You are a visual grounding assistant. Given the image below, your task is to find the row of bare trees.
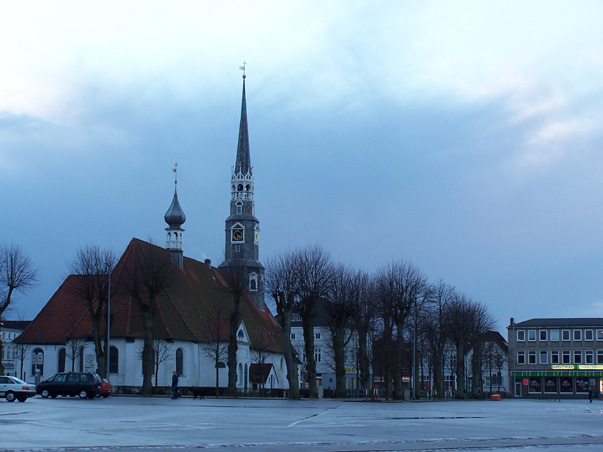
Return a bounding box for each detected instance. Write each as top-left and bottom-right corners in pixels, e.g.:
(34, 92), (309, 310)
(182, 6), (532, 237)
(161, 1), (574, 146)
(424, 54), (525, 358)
(266, 245), (495, 400)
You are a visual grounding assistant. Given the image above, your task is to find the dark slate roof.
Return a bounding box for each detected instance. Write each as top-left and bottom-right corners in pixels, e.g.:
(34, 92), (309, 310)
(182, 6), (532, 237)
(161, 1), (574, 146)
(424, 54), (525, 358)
(510, 318), (603, 328)
(482, 330), (508, 351)
(16, 238), (282, 353)
(1, 320), (31, 331)
(249, 363), (273, 384)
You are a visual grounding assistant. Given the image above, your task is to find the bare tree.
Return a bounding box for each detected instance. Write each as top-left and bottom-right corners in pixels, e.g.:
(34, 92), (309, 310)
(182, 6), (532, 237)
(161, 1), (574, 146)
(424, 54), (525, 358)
(153, 340), (173, 388)
(200, 307), (230, 397)
(68, 245), (117, 378)
(125, 244), (177, 395)
(422, 280), (454, 399)
(375, 260), (427, 400)
(348, 270), (375, 398)
(0, 244), (38, 374)
(295, 244), (334, 399)
(323, 264), (357, 398)
(65, 338), (85, 372)
(265, 250), (300, 399)
(468, 302), (495, 398)
(15, 342), (29, 379)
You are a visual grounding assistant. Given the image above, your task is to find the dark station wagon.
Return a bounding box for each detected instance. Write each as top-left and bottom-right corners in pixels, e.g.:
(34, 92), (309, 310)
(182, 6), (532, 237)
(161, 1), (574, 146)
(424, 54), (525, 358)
(36, 372), (103, 399)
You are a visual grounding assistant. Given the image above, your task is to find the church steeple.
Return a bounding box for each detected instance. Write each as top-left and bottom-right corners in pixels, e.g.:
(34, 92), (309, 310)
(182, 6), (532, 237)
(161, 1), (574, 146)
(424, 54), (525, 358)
(220, 66), (265, 310)
(164, 164), (186, 268)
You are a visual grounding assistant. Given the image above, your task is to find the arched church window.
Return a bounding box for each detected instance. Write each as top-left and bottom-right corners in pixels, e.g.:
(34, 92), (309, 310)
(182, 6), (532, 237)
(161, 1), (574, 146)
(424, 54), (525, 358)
(58, 348), (66, 373)
(238, 363), (243, 386)
(109, 346), (119, 374)
(238, 329), (245, 340)
(245, 184), (250, 192)
(236, 201), (243, 214)
(238, 184), (243, 191)
(249, 273), (258, 292)
(32, 348), (44, 376)
(176, 348), (184, 376)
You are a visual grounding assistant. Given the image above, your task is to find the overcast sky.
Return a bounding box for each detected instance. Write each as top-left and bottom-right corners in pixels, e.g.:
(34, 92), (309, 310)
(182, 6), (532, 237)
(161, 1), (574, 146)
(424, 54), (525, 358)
(2, 1), (603, 333)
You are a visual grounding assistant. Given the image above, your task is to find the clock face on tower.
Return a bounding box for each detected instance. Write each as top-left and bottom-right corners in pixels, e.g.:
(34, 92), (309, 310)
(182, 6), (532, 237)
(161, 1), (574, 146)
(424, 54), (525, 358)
(231, 228), (244, 242)
(254, 229), (259, 243)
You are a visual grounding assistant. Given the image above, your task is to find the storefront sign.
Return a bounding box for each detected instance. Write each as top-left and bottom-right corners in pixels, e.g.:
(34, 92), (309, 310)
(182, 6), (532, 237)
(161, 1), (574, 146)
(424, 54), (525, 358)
(551, 365), (575, 370)
(578, 365), (603, 370)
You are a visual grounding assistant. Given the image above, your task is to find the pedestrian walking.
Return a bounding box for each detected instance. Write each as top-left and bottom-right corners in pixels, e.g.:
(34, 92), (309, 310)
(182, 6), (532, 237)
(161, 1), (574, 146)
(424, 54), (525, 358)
(172, 371), (179, 399)
(589, 387), (593, 403)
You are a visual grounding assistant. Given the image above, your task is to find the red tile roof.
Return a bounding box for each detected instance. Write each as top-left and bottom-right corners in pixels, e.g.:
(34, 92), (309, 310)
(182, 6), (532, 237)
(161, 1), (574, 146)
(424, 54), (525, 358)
(17, 238), (283, 353)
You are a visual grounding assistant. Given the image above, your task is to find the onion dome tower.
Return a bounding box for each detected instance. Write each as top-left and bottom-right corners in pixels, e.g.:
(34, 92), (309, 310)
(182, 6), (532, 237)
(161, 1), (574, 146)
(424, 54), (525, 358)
(164, 164), (186, 268)
(219, 65), (265, 310)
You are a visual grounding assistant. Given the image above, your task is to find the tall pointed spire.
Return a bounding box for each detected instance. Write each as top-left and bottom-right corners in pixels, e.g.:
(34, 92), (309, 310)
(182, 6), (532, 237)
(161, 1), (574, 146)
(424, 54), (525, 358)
(235, 71), (252, 176)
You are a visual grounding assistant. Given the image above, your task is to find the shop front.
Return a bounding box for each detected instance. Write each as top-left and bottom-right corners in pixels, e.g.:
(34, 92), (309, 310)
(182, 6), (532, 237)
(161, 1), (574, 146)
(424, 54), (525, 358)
(512, 365), (603, 398)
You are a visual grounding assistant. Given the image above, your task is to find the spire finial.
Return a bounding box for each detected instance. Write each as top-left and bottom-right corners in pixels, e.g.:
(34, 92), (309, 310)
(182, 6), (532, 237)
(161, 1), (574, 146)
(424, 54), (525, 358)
(172, 163), (178, 185)
(239, 61), (247, 79)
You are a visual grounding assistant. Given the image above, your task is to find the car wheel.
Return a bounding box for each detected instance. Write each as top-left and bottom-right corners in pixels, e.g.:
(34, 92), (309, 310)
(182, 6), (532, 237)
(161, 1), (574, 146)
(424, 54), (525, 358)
(41, 389), (50, 398)
(102, 394), (109, 398)
(79, 390), (88, 399)
(6, 391), (16, 402)
(17, 396), (27, 402)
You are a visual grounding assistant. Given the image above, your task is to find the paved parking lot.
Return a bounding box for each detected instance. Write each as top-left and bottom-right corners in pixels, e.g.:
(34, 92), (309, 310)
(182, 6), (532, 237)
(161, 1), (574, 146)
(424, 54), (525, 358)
(2, 395), (603, 452)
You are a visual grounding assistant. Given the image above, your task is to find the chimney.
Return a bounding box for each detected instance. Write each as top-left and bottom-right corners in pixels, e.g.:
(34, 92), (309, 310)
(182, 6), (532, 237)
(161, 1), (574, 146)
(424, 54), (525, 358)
(510, 317), (514, 326)
(204, 259), (212, 269)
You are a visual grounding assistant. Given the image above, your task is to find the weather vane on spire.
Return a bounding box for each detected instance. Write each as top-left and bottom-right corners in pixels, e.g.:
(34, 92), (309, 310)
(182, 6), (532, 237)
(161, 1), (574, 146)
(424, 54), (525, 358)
(239, 61), (247, 78)
(172, 163), (178, 185)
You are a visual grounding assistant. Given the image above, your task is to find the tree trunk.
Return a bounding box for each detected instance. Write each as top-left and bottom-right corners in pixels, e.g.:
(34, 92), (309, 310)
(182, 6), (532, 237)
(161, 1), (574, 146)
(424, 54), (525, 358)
(227, 293), (241, 397)
(280, 304), (300, 399)
(302, 309), (318, 398)
(141, 311), (155, 395)
(393, 321), (404, 400)
(357, 326), (371, 398)
(455, 341), (465, 399)
(333, 324), (347, 398)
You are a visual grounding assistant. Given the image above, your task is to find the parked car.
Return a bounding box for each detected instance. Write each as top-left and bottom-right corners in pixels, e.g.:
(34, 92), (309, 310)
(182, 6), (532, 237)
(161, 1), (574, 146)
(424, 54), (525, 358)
(100, 378), (112, 398)
(36, 372), (102, 399)
(0, 375), (36, 402)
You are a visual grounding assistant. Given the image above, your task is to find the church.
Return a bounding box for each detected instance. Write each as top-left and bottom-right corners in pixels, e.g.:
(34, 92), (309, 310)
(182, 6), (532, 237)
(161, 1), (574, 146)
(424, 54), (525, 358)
(16, 73), (289, 392)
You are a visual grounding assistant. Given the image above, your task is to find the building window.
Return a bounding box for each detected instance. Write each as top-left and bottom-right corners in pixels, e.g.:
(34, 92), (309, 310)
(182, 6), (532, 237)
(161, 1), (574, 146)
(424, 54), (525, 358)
(32, 348), (44, 376)
(58, 349), (66, 373)
(544, 378), (558, 393)
(291, 333), (296, 340)
(550, 330), (559, 341)
(109, 346), (119, 374)
(562, 350), (571, 364)
(528, 351), (536, 364)
(249, 273), (258, 292)
(562, 330), (571, 341)
(527, 330), (537, 341)
(517, 330), (525, 342)
(517, 351), (525, 364)
(597, 350), (603, 364)
(573, 330), (582, 341)
(314, 348), (322, 363)
(597, 330), (603, 341)
(585, 350), (594, 364)
(315, 332), (321, 340)
(574, 350), (582, 364)
(539, 330), (548, 341)
(539, 351), (548, 364)
(551, 350), (560, 364)
(176, 348), (184, 376)
(585, 330), (594, 341)
(236, 201), (243, 214)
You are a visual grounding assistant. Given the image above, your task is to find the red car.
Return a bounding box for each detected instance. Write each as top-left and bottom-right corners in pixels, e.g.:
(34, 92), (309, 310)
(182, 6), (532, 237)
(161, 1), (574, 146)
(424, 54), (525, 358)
(100, 378), (112, 398)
